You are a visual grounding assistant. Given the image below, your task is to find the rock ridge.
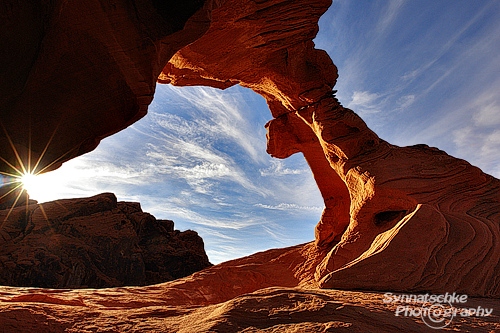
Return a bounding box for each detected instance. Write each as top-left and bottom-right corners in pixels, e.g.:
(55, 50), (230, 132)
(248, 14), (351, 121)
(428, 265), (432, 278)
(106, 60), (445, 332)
(0, 193), (211, 288)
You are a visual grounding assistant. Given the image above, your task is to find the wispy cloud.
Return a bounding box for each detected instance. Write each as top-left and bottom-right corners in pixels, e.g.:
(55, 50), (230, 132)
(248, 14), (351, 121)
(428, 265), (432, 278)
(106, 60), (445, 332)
(145, 144), (268, 196)
(376, 0), (406, 34)
(449, 83), (500, 178)
(396, 94), (415, 109)
(23, 156), (158, 203)
(135, 86), (273, 196)
(147, 202), (264, 230)
(23, 84), (325, 264)
(471, 91), (500, 127)
(347, 90), (385, 116)
(401, 2), (496, 84)
(161, 86), (267, 164)
(259, 160), (306, 176)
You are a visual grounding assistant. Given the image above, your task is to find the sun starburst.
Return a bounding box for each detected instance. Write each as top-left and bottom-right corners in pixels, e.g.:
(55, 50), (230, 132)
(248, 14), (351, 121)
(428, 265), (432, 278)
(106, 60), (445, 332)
(0, 119), (77, 222)
(19, 172), (38, 192)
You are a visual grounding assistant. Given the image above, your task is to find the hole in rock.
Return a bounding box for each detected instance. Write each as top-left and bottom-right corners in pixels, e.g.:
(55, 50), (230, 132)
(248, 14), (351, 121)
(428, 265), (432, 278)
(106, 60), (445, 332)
(18, 85), (326, 264)
(374, 210), (407, 227)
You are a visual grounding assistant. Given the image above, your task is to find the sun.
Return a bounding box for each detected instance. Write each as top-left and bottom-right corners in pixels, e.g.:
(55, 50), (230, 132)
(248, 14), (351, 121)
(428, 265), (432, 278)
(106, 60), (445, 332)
(0, 120), (70, 206)
(12, 168), (66, 203)
(19, 172), (40, 194)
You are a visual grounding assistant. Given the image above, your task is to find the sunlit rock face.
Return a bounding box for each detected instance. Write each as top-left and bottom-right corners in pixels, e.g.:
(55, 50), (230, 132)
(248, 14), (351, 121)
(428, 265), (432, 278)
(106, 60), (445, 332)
(0, 0), (209, 203)
(162, 0), (500, 296)
(0, 193), (211, 288)
(0, 246), (498, 332)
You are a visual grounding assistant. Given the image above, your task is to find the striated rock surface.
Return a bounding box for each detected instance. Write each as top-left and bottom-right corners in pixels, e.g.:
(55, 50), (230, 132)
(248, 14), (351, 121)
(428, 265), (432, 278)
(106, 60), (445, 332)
(0, 193), (211, 288)
(162, 0), (500, 297)
(0, 245), (498, 332)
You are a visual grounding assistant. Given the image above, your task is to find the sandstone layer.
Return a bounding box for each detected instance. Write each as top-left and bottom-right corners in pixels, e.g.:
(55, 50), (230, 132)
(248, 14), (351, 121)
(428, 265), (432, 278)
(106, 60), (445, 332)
(0, 193), (211, 288)
(0, 245), (498, 332)
(162, 0), (500, 297)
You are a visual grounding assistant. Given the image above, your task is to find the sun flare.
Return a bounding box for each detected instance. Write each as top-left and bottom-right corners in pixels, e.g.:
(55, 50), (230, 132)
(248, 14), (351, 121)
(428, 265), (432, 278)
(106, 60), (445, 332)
(20, 172), (38, 193)
(9, 167), (70, 204)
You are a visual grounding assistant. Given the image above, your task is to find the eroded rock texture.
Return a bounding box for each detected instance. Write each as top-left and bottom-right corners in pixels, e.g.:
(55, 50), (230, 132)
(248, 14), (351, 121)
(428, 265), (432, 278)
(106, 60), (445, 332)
(162, 0), (500, 297)
(0, 193), (211, 288)
(0, 2), (499, 332)
(0, 246), (498, 332)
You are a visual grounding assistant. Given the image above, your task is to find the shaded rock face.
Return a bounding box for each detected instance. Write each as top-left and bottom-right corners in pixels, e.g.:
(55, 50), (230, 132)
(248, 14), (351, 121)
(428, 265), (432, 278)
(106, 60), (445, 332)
(162, 0), (500, 297)
(0, 193), (211, 288)
(0, 0), (210, 202)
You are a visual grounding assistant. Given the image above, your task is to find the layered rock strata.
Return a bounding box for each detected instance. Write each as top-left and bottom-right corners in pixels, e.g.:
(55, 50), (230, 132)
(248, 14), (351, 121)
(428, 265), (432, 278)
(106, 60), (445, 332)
(0, 245), (498, 332)
(0, 0), (499, 330)
(0, 0), (497, 312)
(161, 0), (500, 296)
(0, 193), (211, 288)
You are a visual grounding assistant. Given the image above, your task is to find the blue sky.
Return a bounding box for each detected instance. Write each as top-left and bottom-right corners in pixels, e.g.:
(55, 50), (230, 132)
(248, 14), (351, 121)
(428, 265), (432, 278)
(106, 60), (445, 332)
(26, 1), (500, 264)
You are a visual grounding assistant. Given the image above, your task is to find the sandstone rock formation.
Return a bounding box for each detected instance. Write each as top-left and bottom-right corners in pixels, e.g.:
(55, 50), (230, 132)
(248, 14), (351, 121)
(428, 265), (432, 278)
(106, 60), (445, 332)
(0, 0), (499, 331)
(0, 245), (498, 332)
(0, 193), (211, 288)
(161, 0), (500, 297)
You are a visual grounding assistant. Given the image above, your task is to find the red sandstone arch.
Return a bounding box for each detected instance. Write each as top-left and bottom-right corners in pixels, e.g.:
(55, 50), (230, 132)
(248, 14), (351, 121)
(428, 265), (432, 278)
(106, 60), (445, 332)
(0, 0), (498, 297)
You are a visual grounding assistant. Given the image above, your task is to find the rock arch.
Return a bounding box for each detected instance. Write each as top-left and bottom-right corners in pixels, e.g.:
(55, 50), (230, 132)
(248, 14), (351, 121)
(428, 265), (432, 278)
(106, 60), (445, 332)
(0, 0), (498, 296)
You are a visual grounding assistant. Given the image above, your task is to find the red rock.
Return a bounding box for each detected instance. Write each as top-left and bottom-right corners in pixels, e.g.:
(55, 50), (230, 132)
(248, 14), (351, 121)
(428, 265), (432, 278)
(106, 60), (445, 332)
(162, 0), (500, 297)
(0, 193), (211, 288)
(0, 0), (499, 331)
(0, 245), (498, 332)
